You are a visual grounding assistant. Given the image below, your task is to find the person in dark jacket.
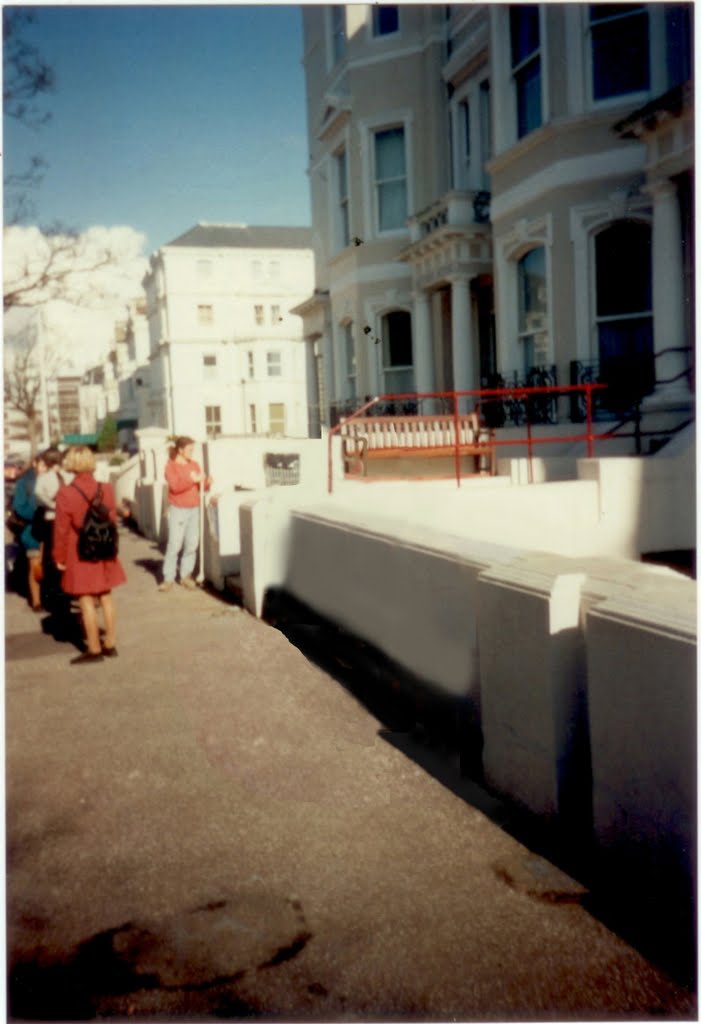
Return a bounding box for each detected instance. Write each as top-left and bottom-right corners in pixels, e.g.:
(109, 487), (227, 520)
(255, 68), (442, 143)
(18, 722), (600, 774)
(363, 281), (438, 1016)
(11, 453), (47, 610)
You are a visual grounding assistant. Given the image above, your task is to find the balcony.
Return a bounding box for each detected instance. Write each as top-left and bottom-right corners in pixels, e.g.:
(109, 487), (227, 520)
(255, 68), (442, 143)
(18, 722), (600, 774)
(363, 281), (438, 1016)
(408, 189), (490, 244)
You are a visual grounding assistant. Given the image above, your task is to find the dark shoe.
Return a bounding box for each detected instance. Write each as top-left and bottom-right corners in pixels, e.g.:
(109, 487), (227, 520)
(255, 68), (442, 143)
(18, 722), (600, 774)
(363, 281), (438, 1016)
(101, 646), (118, 658)
(70, 651), (104, 665)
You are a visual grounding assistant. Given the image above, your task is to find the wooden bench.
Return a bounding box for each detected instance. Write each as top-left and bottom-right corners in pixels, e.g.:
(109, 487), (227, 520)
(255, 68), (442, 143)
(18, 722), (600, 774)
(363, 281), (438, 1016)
(340, 413), (496, 477)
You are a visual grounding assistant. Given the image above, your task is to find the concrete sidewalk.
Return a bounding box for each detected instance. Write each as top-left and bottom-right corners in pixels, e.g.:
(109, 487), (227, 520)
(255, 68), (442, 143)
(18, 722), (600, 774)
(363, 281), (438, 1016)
(5, 525), (696, 1021)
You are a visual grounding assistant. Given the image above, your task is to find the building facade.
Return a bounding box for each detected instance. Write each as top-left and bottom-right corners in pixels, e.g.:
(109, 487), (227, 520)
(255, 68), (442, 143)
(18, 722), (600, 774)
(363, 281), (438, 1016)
(142, 224), (315, 440)
(297, 3), (693, 425)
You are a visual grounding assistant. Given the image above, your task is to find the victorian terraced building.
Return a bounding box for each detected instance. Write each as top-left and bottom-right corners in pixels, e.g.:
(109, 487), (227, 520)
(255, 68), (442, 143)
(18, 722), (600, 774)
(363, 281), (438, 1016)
(295, 3), (693, 434)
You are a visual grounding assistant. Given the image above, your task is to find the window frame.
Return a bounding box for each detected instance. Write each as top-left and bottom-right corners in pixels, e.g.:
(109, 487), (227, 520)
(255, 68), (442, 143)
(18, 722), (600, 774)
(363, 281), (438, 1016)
(588, 4), (650, 105)
(380, 309), (414, 395)
(343, 322), (357, 400)
(509, 4), (542, 140)
(451, 71), (491, 192)
(360, 111), (414, 241)
(205, 404), (222, 439)
(517, 246), (549, 372)
(254, 304), (264, 327)
(266, 351), (282, 378)
(268, 402), (286, 436)
(202, 353), (217, 381)
(197, 304), (214, 326)
(373, 124), (408, 235)
(335, 145), (351, 250)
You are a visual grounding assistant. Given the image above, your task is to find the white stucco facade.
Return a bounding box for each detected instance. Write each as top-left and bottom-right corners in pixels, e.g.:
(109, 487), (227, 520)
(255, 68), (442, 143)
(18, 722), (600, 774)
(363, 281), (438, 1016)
(298, 4), (693, 426)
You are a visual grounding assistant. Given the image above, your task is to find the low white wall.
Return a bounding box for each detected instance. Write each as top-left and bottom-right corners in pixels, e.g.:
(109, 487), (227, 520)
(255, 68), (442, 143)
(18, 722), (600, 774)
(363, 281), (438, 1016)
(283, 506), (521, 702)
(477, 556), (588, 822)
(204, 435), (330, 494)
(586, 581), (696, 905)
(578, 441), (696, 556)
(109, 455), (140, 509)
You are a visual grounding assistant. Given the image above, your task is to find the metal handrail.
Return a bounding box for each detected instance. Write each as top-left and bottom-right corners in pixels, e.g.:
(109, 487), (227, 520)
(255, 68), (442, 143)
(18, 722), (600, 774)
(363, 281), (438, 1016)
(327, 383), (606, 493)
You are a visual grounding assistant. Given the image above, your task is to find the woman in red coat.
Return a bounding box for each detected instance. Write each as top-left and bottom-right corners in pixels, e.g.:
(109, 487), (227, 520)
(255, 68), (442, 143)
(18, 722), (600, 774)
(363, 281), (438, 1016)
(53, 446), (126, 665)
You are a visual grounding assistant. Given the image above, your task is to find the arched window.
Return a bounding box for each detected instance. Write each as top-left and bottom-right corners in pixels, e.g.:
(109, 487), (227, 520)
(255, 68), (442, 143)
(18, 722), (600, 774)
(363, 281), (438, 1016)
(381, 310), (413, 394)
(517, 247), (548, 372)
(595, 221), (653, 406)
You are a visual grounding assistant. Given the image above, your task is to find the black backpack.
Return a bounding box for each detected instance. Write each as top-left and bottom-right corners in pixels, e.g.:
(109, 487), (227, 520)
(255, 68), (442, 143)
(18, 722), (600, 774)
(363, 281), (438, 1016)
(71, 482), (119, 562)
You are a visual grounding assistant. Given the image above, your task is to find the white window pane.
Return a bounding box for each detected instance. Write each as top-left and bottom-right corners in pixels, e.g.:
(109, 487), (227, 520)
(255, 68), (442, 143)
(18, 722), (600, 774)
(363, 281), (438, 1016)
(375, 128), (405, 178)
(378, 180), (407, 231)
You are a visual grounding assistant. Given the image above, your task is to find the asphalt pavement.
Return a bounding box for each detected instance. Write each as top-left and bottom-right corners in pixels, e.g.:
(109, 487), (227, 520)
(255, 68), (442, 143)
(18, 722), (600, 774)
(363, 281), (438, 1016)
(4, 523), (697, 1021)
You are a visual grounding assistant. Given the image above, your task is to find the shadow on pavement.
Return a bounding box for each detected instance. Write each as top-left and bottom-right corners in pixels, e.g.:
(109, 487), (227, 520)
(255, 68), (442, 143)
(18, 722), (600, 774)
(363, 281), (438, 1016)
(262, 587), (697, 996)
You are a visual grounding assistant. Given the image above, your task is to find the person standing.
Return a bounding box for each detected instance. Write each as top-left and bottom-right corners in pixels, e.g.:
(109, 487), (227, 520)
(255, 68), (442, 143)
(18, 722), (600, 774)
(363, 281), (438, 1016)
(10, 453), (47, 611)
(35, 447), (75, 631)
(53, 446), (126, 665)
(158, 436), (211, 592)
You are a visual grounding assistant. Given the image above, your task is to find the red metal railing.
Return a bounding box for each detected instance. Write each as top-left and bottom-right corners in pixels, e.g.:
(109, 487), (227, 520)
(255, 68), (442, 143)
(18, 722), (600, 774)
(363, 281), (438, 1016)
(327, 383), (607, 493)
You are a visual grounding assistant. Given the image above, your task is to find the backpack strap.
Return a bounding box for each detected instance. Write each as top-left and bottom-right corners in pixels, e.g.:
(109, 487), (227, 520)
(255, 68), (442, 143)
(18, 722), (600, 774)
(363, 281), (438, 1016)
(71, 481), (102, 505)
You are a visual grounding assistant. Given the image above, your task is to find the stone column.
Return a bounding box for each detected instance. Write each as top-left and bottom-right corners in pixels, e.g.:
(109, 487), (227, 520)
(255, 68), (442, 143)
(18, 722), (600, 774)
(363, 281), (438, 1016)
(450, 274), (474, 412)
(323, 329), (337, 425)
(645, 178), (691, 408)
(413, 289), (435, 410)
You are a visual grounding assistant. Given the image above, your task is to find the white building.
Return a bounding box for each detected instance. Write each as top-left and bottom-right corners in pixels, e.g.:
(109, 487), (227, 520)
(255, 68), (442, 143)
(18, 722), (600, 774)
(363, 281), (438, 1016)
(113, 298), (151, 450)
(297, 4), (693, 431)
(142, 224), (315, 441)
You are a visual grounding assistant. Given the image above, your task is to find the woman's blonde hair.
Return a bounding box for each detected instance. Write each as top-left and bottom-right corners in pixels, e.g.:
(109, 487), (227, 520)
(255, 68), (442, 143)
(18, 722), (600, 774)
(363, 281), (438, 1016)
(62, 445), (96, 474)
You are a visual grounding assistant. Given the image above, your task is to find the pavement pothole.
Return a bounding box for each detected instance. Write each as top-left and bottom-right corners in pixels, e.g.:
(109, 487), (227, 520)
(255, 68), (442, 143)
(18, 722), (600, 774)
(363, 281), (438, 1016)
(8, 888), (312, 1019)
(112, 890), (311, 989)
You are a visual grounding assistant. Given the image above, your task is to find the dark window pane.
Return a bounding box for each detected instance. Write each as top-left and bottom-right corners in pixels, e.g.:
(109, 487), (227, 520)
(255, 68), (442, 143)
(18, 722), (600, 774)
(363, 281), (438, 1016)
(598, 318), (655, 406)
(383, 311), (412, 366)
(595, 223), (652, 316)
(591, 7), (649, 99)
(516, 57), (542, 136)
(666, 5), (693, 87)
(373, 5), (399, 36)
(510, 5), (540, 65)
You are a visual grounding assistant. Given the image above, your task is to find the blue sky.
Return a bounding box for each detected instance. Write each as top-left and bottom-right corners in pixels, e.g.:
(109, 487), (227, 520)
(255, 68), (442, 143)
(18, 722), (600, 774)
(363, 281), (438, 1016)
(4, 4), (311, 254)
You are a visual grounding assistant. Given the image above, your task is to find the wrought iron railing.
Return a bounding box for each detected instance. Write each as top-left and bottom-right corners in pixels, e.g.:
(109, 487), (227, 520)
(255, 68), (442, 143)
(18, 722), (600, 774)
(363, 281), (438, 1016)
(479, 365), (559, 427)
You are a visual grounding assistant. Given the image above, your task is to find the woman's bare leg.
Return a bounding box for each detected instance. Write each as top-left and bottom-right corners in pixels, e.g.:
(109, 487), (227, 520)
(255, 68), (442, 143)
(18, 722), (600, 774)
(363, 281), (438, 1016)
(99, 593), (116, 649)
(78, 595), (101, 654)
(27, 555), (41, 609)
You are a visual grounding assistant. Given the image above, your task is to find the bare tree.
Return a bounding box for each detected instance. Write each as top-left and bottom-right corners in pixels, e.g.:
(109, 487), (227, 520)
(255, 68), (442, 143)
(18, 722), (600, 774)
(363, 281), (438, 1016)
(3, 330), (61, 456)
(4, 227), (132, 312)
(3, 9), (55, 225)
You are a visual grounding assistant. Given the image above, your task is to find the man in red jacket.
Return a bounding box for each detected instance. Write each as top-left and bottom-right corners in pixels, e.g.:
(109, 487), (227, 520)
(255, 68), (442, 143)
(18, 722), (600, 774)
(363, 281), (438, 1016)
(158, 436), (211, 592)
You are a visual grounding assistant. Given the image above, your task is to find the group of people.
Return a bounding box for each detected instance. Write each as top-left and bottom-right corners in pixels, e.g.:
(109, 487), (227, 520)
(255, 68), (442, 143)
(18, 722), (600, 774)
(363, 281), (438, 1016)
(9, 445), (126, 665)
(8, 435), (212, 665)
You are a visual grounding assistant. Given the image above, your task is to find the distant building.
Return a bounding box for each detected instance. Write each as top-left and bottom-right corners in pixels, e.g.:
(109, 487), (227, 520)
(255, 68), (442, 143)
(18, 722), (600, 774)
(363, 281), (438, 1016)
(296, 4), (693, 426)
(113, 298), (151, 450)
(142, 224), (315, 440)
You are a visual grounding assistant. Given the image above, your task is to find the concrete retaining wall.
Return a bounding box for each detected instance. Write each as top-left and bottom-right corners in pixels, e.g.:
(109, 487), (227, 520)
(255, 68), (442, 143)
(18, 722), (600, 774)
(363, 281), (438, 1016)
(586, 584), (696, 908)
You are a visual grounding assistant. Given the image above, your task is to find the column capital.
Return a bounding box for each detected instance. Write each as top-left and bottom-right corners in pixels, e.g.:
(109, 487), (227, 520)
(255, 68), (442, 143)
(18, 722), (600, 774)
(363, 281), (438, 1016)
(642, 178), (678, 201)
